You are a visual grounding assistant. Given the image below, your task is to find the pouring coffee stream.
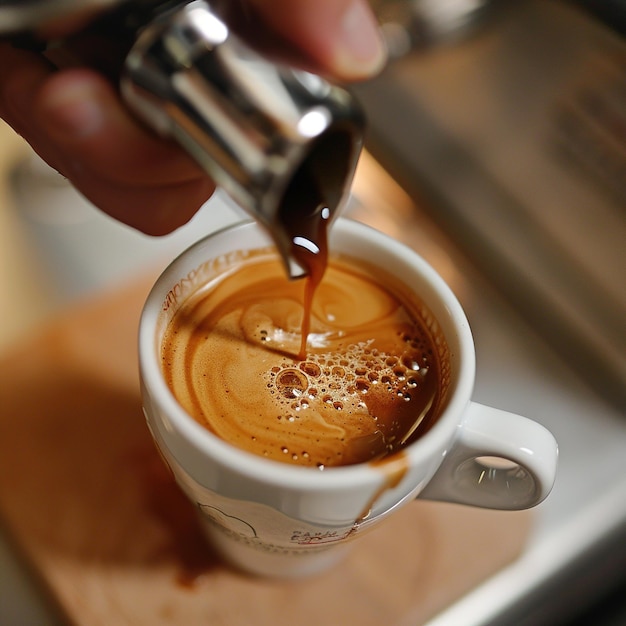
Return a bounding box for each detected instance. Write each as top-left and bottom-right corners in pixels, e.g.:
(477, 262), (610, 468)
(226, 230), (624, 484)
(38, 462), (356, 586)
(291, 204), (330, 360)
(279, 160), (335, 358)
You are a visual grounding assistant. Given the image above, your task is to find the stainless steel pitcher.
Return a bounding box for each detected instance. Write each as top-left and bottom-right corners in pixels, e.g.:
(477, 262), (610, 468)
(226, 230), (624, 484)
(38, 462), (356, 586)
(0, 0), (365, 278)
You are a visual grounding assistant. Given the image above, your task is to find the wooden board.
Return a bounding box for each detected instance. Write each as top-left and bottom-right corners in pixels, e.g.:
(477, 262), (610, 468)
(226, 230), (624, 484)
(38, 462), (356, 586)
(0, 276), (532, 625)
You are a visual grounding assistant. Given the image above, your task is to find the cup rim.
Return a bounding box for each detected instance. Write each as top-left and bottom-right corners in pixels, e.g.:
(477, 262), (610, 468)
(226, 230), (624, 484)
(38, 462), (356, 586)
(139, 218), (476, 490)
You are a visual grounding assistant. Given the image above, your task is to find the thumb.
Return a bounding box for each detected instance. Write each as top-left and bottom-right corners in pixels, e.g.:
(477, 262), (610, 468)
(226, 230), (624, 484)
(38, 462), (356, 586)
(236, 0), (387, 81)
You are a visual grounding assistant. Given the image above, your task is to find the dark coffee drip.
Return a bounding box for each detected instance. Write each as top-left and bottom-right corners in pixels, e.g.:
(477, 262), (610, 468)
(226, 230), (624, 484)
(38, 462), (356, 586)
(278, 163), (333, 359)
(291, 208), (330, 359)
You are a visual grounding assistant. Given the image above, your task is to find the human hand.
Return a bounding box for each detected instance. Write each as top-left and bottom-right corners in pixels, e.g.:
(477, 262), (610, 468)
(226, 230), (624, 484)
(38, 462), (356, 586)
(0, 0), (386, 235)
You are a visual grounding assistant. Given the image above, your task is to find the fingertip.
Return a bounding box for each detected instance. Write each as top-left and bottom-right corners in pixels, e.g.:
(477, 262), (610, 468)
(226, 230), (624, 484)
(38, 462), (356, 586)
(67, 168), (216, 236)
(35, 69), (115, 141)
(336, 2), (388, 79)
(246, 0), (387, 81)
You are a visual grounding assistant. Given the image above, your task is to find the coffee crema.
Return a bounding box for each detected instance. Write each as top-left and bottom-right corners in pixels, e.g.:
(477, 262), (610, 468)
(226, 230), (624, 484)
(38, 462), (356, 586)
(161, 250), (448, 469)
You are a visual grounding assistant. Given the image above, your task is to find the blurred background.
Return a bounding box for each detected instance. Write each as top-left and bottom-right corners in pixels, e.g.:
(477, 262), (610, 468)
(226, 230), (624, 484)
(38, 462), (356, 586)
(1, 0), (625, 624)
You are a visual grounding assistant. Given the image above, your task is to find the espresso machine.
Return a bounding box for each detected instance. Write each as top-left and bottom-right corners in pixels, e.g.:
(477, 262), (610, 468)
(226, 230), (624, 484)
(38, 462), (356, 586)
(355, 0), (626, 408)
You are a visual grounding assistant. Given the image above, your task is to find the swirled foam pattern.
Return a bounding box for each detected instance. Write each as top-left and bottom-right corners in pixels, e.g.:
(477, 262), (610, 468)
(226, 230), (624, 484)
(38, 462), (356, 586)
(161, 253), (445, 468)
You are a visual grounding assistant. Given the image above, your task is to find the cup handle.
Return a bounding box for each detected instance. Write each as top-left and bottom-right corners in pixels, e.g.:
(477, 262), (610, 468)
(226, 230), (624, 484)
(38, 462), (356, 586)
(418, 402), (558, 510)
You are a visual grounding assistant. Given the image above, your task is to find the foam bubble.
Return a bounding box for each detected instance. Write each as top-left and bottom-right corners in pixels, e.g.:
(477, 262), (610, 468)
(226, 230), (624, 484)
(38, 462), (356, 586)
(264, 339), (430, 425)
(275, 369), (308, 399)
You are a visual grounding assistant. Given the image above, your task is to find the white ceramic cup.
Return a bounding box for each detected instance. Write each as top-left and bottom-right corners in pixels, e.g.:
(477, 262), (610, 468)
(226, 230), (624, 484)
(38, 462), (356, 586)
(139, 219), (558, 578)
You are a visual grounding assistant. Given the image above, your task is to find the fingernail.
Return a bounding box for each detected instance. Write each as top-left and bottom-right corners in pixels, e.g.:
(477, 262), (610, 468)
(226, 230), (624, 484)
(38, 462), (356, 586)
(335, 1), (387, 78)
(39, 80), (105, 140)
